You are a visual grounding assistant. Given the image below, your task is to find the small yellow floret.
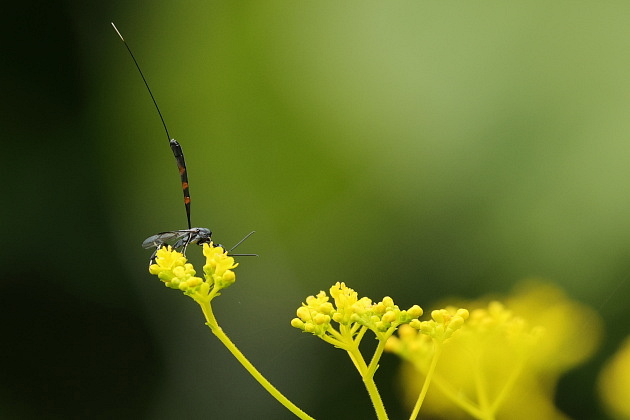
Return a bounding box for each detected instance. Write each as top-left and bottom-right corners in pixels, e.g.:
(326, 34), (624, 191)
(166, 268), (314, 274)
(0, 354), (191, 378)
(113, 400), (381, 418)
(291, 318), (304, 329)
(410, 307), (469, 343)
(147, 243), (240, 301)
(148, 246), (203, 290)
(202, 243), (239, 290)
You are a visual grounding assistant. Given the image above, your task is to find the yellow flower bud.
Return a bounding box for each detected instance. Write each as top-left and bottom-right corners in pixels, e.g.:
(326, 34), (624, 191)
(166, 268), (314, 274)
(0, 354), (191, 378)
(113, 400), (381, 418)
(314, 313), (329, 325)
(407, 305), (423, 318)
(382, 311), (397, 323)
(291, 318), (305, 329)
(296, 306), (311, 321)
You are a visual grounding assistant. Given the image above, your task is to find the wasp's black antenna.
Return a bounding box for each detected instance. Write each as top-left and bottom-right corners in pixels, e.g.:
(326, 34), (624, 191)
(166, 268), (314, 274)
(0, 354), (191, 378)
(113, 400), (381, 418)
(112, 22), (192, 229)
(228, 231), (258, 256)
(111, 22), (170, 141)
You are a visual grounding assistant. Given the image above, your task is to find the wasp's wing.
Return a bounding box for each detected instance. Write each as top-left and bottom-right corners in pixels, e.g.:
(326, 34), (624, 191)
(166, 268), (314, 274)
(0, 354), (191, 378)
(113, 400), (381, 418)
(142, 230), (192, 249)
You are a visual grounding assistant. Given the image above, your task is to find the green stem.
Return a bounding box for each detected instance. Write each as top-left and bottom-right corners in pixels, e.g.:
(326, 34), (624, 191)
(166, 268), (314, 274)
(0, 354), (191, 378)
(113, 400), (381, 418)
(489, 356), (526, 415)
(362, 369), (388, 420)
(473, 354), (492, 419)
(366, 338), (387, 378)
(345, 336), (388, 420)
(429, 372), (485, 419)
(198, 300), (314, 420)
(408, 342), (442, 420)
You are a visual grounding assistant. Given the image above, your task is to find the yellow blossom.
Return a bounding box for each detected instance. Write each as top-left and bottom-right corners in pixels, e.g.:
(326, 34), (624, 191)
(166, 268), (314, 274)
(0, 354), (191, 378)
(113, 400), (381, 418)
(291, 291), (334, 336)
(147, 243), (239, 302)
(292, 283), (424, 420)
(292, 282), (423, 342)
(149, 246), (202, 290)
(329, 282), (369, 324)
(409, 307), (469, 343)
(203, 243), (239, 290)
(390, 281), (601, 420)
(598, 336), (630, 420)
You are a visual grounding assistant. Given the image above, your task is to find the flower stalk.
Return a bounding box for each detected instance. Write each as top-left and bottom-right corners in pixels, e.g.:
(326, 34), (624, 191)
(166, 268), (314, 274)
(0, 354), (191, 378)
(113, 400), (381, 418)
(149, 245), (313, 420)
(291, 282), (425, 420)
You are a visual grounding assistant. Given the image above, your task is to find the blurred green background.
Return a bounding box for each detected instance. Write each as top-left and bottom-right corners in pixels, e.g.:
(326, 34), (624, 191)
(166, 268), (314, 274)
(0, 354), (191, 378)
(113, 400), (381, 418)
(2, 1), (630, 418)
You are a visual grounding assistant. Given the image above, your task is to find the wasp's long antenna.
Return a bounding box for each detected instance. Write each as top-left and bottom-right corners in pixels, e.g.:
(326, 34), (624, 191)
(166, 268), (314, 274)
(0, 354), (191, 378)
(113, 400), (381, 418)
(111, 22), (170, 141)
(112, 22), (192, 229)
(228, 231), (258, 256)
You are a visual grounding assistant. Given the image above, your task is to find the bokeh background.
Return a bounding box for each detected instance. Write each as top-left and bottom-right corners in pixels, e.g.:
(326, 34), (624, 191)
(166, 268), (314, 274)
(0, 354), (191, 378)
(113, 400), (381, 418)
(2, 1), (630, 418)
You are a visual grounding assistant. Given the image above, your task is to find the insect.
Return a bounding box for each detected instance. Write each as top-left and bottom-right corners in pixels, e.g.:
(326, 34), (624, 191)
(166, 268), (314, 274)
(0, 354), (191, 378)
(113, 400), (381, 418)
(112, 23), (254, 262)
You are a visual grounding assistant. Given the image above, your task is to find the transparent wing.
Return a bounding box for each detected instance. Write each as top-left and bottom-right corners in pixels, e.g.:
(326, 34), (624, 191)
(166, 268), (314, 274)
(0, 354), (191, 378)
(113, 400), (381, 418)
(142, 228), (211, 249)
(142, 230), (192, 249)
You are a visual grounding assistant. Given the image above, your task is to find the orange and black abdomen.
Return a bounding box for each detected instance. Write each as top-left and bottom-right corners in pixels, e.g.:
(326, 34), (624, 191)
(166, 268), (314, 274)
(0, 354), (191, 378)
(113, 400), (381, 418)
(170, 139), (192, 229)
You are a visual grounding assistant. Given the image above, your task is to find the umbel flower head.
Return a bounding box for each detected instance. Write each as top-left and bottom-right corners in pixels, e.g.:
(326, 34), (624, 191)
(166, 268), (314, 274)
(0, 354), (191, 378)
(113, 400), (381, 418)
(291, 282), (423, 344)
(149, 243), (238, 303)
(385, 306), (469, 374)
(388, 281), (602, 420)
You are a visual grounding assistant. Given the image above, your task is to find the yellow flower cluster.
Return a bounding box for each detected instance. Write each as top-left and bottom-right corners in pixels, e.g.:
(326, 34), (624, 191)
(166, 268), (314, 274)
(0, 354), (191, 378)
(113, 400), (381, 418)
(388, 281), (601, 420)
(291, 282), (425, 420)
(410, 307), (469, 343)
(599, 336), (630, 419)
(290, 291), (334, 336)
(385, 306), (469, 377)
(203, 242), (238, 290)
(148, 243), (238, 302)
(149, 246), (203, 290)
(291, 282), (423, 341)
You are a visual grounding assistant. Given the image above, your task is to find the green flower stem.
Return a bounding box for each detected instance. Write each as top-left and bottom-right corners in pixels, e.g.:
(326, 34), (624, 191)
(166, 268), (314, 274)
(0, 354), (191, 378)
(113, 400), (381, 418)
(429, 372), (485, 419)
(366, 330), (394, 378)
(361, 368), (388, 420)
(346, 347), (364, 373)
(198, 300), (314, 420)
(412, 342), (525, 420)
(344, 336), (388, 420)
(325, 326), (349, 345)
(473, 355), (493, 420)
(409, 342), (442, 420)
(489, 356), (526, 415)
